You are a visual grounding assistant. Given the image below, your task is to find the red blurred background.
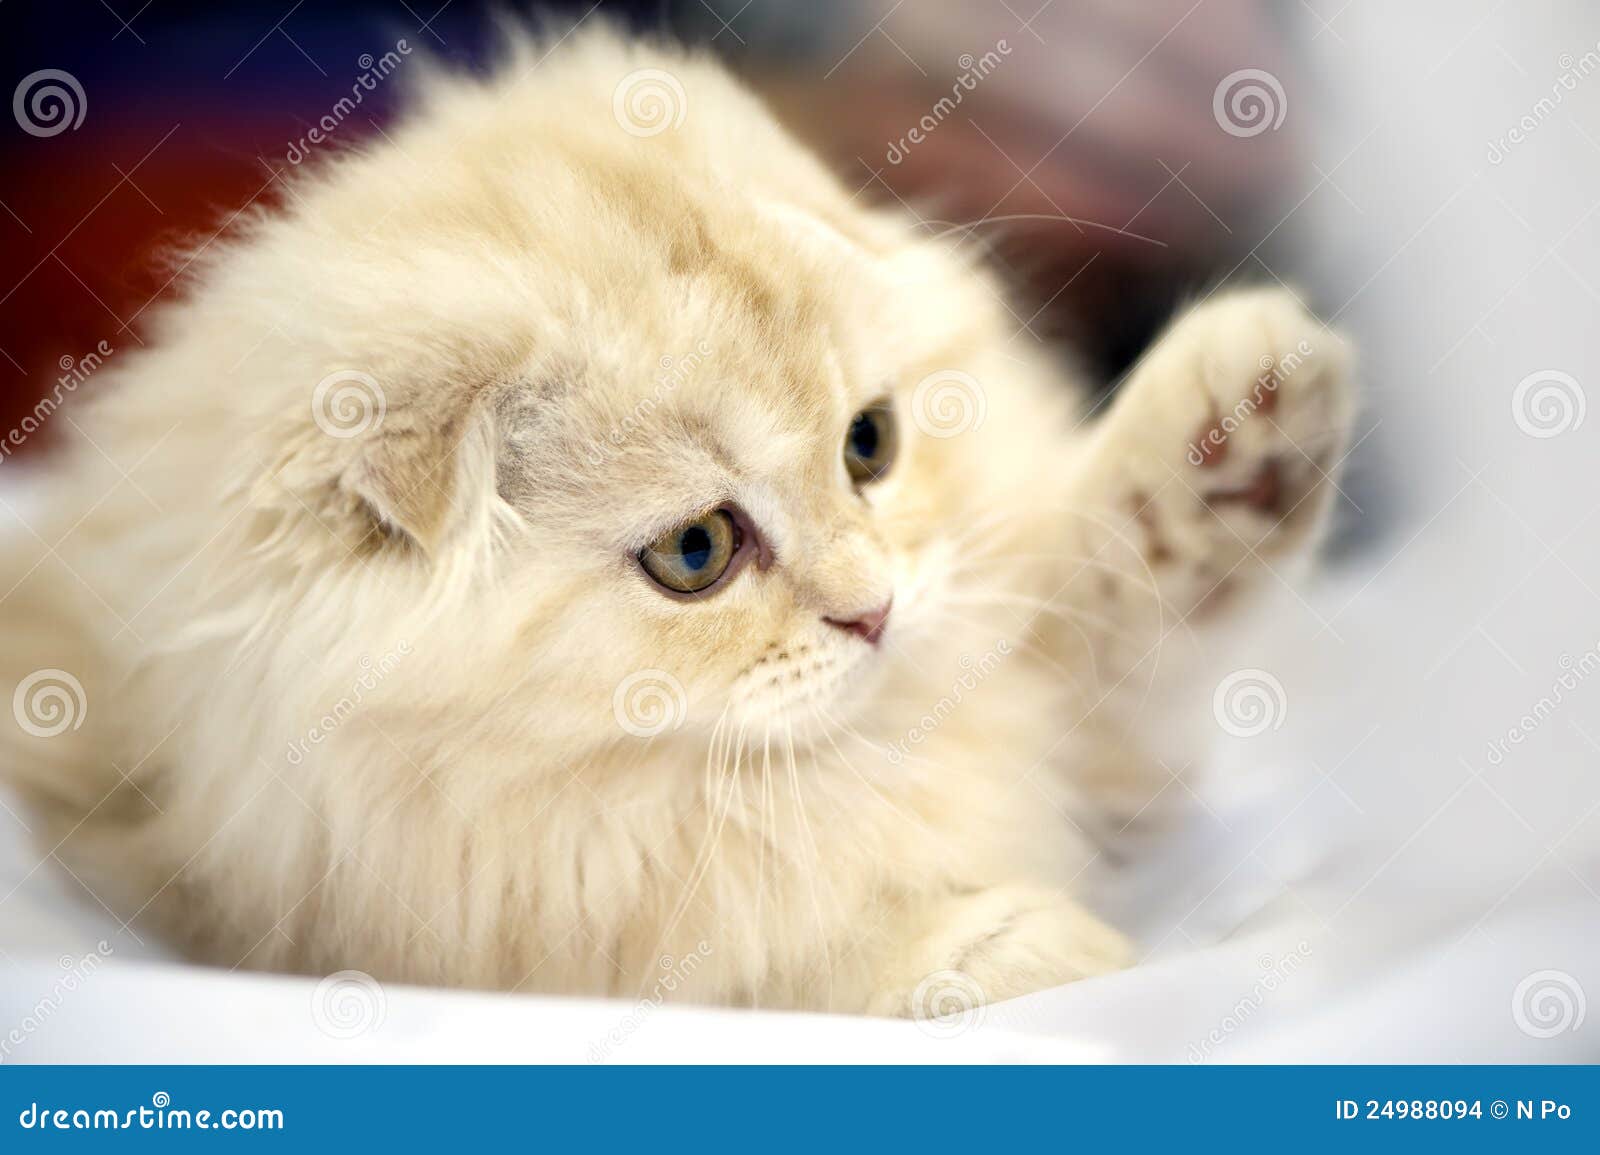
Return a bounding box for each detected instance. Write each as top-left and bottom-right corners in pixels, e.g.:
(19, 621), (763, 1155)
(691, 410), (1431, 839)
(1, 0), (1298, 465)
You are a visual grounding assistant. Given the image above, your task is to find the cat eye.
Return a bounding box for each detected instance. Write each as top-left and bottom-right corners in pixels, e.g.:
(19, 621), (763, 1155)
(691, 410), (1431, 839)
(638, 507), (743, 595)
(844, 400), (897, 485)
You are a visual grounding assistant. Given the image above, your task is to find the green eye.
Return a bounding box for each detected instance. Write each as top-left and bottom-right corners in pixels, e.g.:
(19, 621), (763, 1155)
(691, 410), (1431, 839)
(638, 508), (740, 594)
(844, 400), (897, 484)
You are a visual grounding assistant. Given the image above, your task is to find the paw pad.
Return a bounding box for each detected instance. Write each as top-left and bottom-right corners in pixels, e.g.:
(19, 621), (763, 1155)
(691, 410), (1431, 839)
(1204, 458), (1284, 517)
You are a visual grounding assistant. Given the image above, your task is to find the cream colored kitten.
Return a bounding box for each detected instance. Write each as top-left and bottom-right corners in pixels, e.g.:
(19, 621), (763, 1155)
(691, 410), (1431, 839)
(0, 29), (1353, 1015)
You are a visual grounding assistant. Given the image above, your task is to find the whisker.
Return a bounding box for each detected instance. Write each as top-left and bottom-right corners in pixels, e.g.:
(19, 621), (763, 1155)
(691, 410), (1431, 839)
(948, 550), (1164, 604)
(647, 709), (741, 993)
(942, 590), (1152, 656)
(784, 720), (832, 1012)
(810, 704), (942, 840)
(925, 212), (1168, 249)
(917, 604), (1102, 703)
(752, 722), (770, 1009)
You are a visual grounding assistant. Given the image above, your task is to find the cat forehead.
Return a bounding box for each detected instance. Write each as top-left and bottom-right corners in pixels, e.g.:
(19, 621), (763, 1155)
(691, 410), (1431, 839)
(470, 185), (900, 484)
(502, 334), (848, 481)
(543, 197), (895, 409)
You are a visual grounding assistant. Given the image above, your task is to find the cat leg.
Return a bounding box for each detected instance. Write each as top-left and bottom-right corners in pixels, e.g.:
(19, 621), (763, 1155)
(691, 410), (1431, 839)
(1046, 286), (1356, 680)
(862, 885), (1131, 1018)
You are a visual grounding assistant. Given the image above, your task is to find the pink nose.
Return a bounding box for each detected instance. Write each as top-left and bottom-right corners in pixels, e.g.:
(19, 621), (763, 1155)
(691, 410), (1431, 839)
(824, 598), (892, 647)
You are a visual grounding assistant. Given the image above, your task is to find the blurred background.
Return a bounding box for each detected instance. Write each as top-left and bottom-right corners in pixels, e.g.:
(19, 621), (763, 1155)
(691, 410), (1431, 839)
(0, 1), (1328, 466)
(2, 1), (1598, 1059)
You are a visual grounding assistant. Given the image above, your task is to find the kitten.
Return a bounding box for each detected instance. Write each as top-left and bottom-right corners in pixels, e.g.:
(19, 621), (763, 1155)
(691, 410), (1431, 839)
(0, 28), (1353, 1015)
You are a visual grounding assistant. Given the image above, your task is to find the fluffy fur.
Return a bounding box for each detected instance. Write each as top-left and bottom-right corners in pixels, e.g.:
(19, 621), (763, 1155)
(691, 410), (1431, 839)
(0, 28), (1353, 1013)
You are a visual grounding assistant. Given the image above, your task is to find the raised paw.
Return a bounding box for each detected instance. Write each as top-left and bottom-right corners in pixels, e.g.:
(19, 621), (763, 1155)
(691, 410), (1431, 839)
(1081, 287), (1356, 588)
(1178, 289), (1355, 549)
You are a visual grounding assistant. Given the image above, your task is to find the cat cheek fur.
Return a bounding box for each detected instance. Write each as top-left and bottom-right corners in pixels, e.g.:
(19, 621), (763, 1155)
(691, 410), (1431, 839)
(1, 24), (1353, 1011)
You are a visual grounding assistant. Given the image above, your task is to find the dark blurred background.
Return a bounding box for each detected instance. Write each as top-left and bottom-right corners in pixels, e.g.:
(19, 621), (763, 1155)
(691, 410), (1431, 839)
(0, 0), (1307, 464)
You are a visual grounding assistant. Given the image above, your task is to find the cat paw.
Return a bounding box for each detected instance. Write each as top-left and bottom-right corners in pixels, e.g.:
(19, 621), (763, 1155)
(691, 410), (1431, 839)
(867, 886), (1131, 1019)
(1103, 288), (1355, 581)
(1180, 290), (1354, 540)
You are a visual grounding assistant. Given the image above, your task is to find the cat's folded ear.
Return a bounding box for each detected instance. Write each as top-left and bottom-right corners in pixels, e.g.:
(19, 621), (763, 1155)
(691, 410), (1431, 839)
(343, 423), (457, 554)
(330, 388), (501, 558)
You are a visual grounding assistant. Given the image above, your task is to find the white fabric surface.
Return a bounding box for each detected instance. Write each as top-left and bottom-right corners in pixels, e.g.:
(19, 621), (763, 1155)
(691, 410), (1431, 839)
(3, 560), (1595, 1062)
(2, 2), (1599, 1062)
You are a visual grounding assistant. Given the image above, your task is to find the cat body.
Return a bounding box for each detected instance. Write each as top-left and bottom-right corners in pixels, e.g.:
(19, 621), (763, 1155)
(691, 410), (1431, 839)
(0, 29), (1352, 1013)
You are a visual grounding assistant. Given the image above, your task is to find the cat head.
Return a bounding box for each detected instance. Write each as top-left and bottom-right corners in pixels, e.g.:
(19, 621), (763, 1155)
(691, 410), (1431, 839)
(179, 28), (1075, 767)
